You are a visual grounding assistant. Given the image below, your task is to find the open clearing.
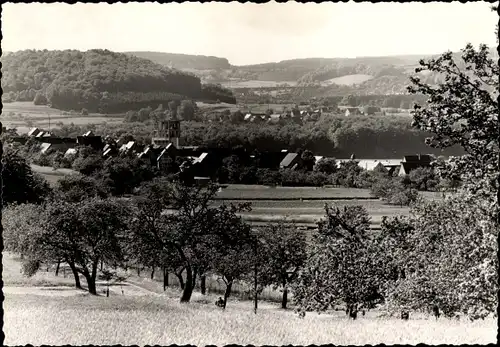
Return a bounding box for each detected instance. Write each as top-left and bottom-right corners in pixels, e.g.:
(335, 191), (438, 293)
(1, 101), (123, 134)
(3, 253), (495, 346)
(216, 184), (374, 200)
(220, 80), (298, 89)
(321, 74), (374, 86)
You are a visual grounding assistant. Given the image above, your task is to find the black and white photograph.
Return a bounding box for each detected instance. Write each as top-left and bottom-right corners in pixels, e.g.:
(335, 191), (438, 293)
(1, 1), (498, 345)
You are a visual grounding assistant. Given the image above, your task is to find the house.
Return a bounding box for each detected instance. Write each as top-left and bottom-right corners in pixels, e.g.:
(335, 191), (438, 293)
(40, 142), (74, 155)
(256, 150), (289, 170)
(344, 107), (361, 117)
(28, 127), (41, 137)
(280, 153), (301, 170)
(102, 143), (118, 158)
(267, 114), (282, 124)
(64, 148), (78, 158)
(156, 144), (178, 171)
(82, 130), (95, 137)
(356, 159), (401, 174)
(119, 141), (138, 155)
(77, 134), (103, 151)
(314, 156), (324, 163)
(399, 154), (433, 176)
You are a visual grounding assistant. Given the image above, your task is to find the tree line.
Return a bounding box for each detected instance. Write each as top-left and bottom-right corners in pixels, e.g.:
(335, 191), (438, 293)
(1, 49), (236, 112)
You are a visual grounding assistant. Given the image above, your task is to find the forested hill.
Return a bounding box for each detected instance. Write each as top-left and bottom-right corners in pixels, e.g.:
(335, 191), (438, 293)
(1, 49), (236, 113)
(130, 49), (498, 97)
(125, 51), (231, 70)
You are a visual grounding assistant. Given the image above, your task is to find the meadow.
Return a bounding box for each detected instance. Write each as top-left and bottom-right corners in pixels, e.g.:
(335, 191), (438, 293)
(220, 80), (298, 89)
(3, 253), (496, 346)
(321, 74), (374, 86)
(215, 184), (374, 200)
(1, 101), (123, 134)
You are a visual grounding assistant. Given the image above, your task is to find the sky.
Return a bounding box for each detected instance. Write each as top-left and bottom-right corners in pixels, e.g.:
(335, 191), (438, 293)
(2, 1), (498, 65)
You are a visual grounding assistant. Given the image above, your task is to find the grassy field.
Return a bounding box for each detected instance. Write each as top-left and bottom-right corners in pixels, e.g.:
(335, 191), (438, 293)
(31, 164), (79, 187)
(3, 253), (496, 345)
(220, 80), (298, 89)
(1, 101), (123, 134)
(321, 74), (374, 86)
(216, 185), (374, 200)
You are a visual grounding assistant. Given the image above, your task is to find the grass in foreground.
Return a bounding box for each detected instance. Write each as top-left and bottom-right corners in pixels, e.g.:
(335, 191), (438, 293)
(4, 293), (496, 346)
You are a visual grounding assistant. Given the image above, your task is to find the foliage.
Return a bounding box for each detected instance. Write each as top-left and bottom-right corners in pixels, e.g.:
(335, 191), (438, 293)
(97, 156), (159, 195)
(408, 167), (439, 191)
(54, 174), (109, 202)
(2, 148), (52, 204)
(408, 43), (499, 204)
(314, 157), (338, 175)
(370, 176), (418, 206)
(256, 221), (308, 309)
(1, 49), (235, 112)
(293, 204), (382, 316)
(39, 198), (131, 295)
(129, 178), (252, 302)
(382, 193), (498, 320)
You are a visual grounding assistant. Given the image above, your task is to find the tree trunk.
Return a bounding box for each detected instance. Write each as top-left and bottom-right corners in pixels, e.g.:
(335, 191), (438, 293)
(85, 260), (99, 296)
(83, 272), (97, 295)
(137, 266), (141, 276)
(254, 263), (258, 314)
(200, 275), (206, 295)
(55, 260), (61, 276)
(222, 280), (233, 309)
(150, 266), (155, 280)
(163, 267), (169, 291)
(100, 259), (104, 271)
(180, 265), (194, 302)
(68, 261), (82, 289)
(192, 267), (198, 288)
(282, 287), (288, 309)
(175, 271), (185, 290)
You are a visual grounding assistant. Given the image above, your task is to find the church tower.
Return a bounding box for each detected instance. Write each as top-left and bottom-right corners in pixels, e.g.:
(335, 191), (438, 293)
(152, 115), (181, 148)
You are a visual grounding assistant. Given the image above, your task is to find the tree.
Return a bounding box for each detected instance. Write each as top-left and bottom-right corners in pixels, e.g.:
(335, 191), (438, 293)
(408, 43), (499, 224)
(230, 110), (244, 124)
(40, 198), (131, 295)
(208, 205), (254, 309)
(300, 150), (316, 172)
(383, 193), (498, 320)
(130, 178), (251, 302)
(408, 167), (439, 191)
(33, 92), (47, 105)
(293, 205), (383, 318)
(178, 100), (197, 121)
(54, 174), (109, 202)
(98, 156), (158, 196)
(258, 221), (307, 309)
(2, 148), (52, 205)
(313, 157), (337, 175)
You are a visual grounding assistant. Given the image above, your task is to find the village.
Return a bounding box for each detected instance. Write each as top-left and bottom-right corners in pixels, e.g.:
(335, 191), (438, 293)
(13, 111), (434, 186)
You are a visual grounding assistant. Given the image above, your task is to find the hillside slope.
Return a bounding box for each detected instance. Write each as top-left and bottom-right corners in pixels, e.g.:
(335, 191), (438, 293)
(1, 49), (236, 113)
(130, 49), (498, 97)
(125, 51), (231, 70)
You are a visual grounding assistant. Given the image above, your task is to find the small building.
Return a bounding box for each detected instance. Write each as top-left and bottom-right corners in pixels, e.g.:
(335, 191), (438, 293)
(280, 153), (301, 170)
(102, 143), (118, 158)
(399, 154), (433, 176)
(77, 134), (103, 151)
(345, 107), (362, 117)
(28, 127), (41, 137)
(267, 114), (282, 124)
(64, 148), (78, 158)
(119, 141), (138, 155)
